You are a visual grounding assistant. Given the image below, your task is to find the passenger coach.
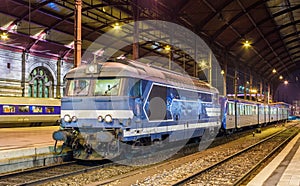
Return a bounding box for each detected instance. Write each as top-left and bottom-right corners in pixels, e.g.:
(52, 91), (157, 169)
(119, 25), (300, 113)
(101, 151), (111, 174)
(0, 97), (60, 127)
(220, 98), (289, 133)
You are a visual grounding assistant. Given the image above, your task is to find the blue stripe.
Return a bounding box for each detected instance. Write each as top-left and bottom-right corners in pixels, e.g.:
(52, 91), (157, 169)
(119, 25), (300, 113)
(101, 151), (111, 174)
(0, 104), (60, 115)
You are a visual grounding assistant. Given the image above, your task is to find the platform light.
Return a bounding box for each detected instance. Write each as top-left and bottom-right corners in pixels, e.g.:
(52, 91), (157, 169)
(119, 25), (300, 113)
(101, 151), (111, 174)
(220, 70), (225, 75)
(279, 75), (283, 80)
(250, 89), (257, 93)
(272, 69), (276, 73)
(284, 80), (288, 85)
(199, 60), (208, 68)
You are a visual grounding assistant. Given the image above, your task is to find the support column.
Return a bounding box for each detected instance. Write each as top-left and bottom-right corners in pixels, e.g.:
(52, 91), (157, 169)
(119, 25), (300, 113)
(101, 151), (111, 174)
(244, 72), (247, 100)
(56, 58), (61, 98)
(267, 83), (271, 104)
(259, 80), (263, 102)
(249, 72), (253, 101)
(194, 61), (197, 77)
(194, 37), (197, 77)
(74, 0), (82, 67)
(270, 84), (273, 103)
(132, 0), (139, 60)
(234, 68), (238, 99)
(208, 50), (212, 84)
(21, 50), (26, 97)
(263, 81), (267, 104)
(183, 55), (186, 74)
(168, 51), (173, 70)
(223, 59), (227, 96)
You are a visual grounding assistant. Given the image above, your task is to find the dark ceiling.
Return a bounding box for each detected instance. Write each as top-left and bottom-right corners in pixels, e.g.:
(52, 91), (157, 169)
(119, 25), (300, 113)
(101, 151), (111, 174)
(0, 0), (299, 90)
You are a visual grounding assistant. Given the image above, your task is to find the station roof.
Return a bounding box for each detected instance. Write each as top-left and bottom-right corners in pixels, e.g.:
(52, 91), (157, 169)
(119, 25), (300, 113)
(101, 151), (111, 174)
(0, 0), (299, 88)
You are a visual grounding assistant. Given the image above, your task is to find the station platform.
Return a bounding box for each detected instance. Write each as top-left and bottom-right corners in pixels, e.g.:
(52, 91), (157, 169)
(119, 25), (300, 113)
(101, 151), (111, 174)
(0, 126), (69, 174)
(0, 126), (58, 151)
(248, 126), (300, 186)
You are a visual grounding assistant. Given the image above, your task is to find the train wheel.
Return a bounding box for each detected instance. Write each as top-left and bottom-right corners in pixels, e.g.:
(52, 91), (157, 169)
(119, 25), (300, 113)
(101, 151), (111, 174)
(150, 140), (162, 154)
(123, 142), (139, 159)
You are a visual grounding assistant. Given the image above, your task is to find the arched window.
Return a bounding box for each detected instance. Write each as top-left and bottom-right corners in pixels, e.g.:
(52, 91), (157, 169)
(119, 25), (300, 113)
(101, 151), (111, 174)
(28, 67), (53, 98)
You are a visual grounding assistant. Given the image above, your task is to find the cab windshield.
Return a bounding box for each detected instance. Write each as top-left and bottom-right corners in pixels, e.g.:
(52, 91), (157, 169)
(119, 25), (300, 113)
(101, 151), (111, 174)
(94, 78), (120, 96)
(67, 79), (90, 96)
(66, 78), (121, 96)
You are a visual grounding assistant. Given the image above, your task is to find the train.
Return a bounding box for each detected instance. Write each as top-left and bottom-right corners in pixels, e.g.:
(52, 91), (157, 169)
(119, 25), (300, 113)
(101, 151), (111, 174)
(0, 97), (61, 127)
(220, 98), (289, 134)
(52, 60), (289, 160)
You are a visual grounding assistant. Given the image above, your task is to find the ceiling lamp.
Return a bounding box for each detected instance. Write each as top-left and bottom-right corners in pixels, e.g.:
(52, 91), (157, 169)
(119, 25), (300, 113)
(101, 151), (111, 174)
(164, 45), (171, 51)
(0, 32), (8, 40)
(113, 23), (121, 30)
(272, 68), (276, 73)
(279, 75), (283, 80)
(243, 40), (251, 48)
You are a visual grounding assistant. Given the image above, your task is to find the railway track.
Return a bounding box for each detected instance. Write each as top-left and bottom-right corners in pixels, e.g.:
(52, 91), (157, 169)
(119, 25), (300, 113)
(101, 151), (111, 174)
(0, 123), (293, 186)
(172, 125), (299, 186)
(0, 160), (113, 186)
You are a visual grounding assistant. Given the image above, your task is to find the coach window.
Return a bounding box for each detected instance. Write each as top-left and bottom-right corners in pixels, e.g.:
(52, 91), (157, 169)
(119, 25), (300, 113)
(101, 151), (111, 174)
(45, 107), (54, 113)
(28, 67), (53, 98)
(245, 105), (251, 115)
(32, 106), (43, 113)
(239, 104), (245, 116)
(3, 105), (15, 113)
(229, 102), (235, 115)
(19, 106), (29, 113)
(253, 106), (257, 115)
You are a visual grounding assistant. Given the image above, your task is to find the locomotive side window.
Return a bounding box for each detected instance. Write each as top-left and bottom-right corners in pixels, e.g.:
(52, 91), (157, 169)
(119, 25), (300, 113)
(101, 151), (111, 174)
(129, 79), (141, 98)
(3, 105), (15, 113)
(199, 93), (212, 102)
(94, 78), (121, 96)
(19, 106), (29, 113)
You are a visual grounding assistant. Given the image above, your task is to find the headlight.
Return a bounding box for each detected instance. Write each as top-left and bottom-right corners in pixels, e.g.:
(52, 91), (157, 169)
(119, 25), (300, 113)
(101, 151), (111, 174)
(63, 114), (71, 122)
(72, 116), (78, 122)
(104, 114), (113, 123)
(98, 115), (103, 122)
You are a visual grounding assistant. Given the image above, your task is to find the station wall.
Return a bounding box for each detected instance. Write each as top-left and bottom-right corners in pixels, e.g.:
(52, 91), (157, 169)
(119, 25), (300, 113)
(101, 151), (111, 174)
(0, 47), (73, 98)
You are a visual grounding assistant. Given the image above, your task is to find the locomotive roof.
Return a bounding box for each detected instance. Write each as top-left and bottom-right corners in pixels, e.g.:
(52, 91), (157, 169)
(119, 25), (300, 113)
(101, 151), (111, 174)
(66, 60), (219, 93)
